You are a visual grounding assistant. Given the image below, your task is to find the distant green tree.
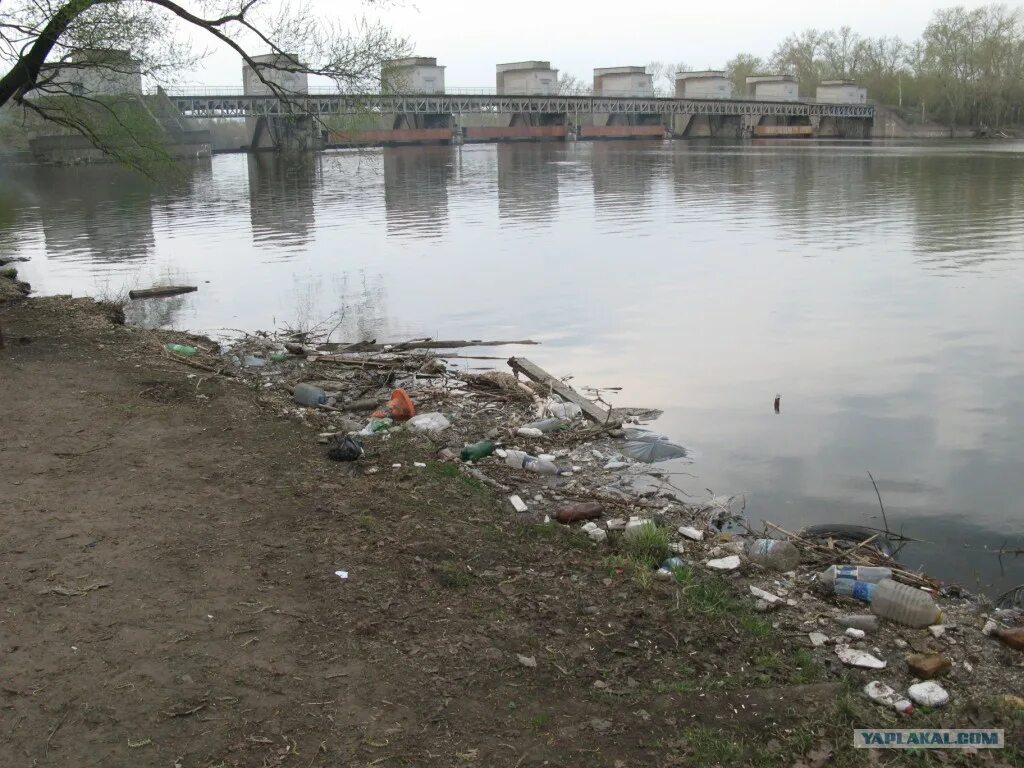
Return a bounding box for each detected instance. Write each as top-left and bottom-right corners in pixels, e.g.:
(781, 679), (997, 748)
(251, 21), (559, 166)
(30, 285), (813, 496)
(723, 53), (763, 97)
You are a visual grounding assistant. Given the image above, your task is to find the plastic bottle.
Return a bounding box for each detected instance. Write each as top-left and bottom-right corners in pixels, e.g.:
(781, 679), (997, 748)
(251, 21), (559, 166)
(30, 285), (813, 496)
(522, 456), (559, 475)
(870, 579), (942, 628)
(746, 539), (800, 571)
(504, 450), (529, 468)
(833, 579), (877, 603)
(820, 565), (893, 587)
(293, 382), (328, 406)
(864, 681), (914, 714)
(460, 440), (496, 462)
(837, 614), (879, 632)
(165, 343), (197, 357)
(522, 418), (566, 434)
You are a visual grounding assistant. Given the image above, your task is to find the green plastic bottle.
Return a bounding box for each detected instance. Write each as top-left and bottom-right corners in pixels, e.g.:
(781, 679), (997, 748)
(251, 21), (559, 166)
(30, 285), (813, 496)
(460, 440), (496, 462)
(165, 343), (198, 357)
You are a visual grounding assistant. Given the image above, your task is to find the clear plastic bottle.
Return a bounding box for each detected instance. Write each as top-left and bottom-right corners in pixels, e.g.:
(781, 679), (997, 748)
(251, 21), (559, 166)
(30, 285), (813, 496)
(504, 450), (529, 468)
(293, 382), (328, 406)
(746, 539), (800, 571)
(522, 418), (566, 434)
(870, 579), (942, 628)
(834, 579), (877, 603)
(820, 565), (893, 587)
(522, 456), (559, 475)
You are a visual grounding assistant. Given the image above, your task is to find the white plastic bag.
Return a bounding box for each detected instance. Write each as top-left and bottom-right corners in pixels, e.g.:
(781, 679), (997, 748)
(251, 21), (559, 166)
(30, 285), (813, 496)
(408, 412), (451, 433)
(548, 401), (583, 420)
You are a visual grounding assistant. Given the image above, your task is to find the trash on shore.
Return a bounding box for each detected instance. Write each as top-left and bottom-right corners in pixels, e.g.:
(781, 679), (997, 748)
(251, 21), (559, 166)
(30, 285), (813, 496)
(159, 324), (1024, 707)
(864, 681), (913, 714)
(838, 646), (887, 669)
(164, 343), (198, 357)
(326, 436), (363, 462)
(129, 285), (198, 300)
(746, 539), (800, 571)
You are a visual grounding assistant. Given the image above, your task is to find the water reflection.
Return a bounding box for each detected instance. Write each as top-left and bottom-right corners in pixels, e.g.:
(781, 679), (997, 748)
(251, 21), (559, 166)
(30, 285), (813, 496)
(29, 164), (158, 263)
(496, 143), (559, 224)
(590, 141), (659, 214)
(383, 146), (451, 237)
(246, 153), (319, 249)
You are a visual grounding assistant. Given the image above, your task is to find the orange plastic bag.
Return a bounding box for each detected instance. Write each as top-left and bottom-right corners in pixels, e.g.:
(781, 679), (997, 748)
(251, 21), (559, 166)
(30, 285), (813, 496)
(372, 388), (416, 422)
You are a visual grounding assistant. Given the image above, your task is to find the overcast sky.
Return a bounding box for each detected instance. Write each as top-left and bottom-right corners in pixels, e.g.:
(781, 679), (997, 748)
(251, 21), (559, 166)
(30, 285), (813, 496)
(183, 0), (995, 88)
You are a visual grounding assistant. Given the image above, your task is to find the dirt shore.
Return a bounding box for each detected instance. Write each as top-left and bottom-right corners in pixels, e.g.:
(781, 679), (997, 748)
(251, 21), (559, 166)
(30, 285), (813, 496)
(1, 293), (1021, 767)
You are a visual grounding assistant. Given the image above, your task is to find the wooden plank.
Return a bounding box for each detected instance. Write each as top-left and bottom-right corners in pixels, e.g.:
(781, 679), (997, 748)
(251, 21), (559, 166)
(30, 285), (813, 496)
(507, 357), (611, 424)
(129, 285), (198, 300)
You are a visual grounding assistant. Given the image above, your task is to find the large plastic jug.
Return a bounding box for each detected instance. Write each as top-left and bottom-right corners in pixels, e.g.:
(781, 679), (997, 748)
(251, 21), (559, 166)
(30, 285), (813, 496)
(870, 579), (941, 628)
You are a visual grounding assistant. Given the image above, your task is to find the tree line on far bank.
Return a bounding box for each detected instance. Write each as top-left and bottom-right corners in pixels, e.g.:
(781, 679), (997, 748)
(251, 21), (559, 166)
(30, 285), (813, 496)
(654, 4), (1024, 127)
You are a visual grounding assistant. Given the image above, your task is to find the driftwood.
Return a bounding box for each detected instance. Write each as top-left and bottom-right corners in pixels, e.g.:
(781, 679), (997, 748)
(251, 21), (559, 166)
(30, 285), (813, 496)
(129, 285), (197, 300)
(319, 338), (539, 353)
(507, 357), (613, 425)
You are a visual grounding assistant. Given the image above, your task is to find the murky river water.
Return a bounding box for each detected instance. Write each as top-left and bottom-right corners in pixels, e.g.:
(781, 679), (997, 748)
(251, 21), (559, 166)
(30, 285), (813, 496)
(2, 140), (1023, 594)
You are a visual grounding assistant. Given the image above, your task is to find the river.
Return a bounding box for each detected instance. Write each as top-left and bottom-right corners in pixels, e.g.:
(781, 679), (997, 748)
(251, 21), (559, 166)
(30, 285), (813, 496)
(2, 139), (1023, 595)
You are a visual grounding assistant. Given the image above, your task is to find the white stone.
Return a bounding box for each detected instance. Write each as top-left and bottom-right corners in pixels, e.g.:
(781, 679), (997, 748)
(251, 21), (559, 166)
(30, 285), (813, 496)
(809, 632), (828, 648)
(706, 555), (741, 571)
(845, 628), (866, 640)
(929, 625), (946, 639)
(908, 681), (950, 708)
(983, 619), (998, 636)
(677, 526), (704, 541)
(509, 495), (528, 513)
(750, 586), (781, 604)
(588, 529), (608, 543)
(606, 517), (627, 531)
(604, 460), (628, 470)
(581, 522), (599, 533)
(836, 645), (886, 669)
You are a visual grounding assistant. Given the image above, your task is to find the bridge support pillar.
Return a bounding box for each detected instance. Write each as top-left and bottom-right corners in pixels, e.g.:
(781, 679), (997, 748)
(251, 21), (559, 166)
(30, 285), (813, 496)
(248, 115), (324, 153)
(741, 114), (761, 137)
(672, 113), (693, 137)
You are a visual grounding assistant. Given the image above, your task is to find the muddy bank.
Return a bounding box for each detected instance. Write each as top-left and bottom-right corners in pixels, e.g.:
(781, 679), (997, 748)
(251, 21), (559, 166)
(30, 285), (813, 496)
(1, 293), (1022, 767)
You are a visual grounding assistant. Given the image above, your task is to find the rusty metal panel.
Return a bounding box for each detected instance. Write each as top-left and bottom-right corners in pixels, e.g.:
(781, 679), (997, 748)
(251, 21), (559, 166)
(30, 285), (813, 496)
(579, 125), (666, 138)
(464, 126), (569, 140)
(329, 128), (452, 144)
(752, 125), (815, 137)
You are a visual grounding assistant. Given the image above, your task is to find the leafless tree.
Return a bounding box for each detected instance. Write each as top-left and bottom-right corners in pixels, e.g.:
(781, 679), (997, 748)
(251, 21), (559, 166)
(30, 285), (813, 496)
(0, 1), (409, 168)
